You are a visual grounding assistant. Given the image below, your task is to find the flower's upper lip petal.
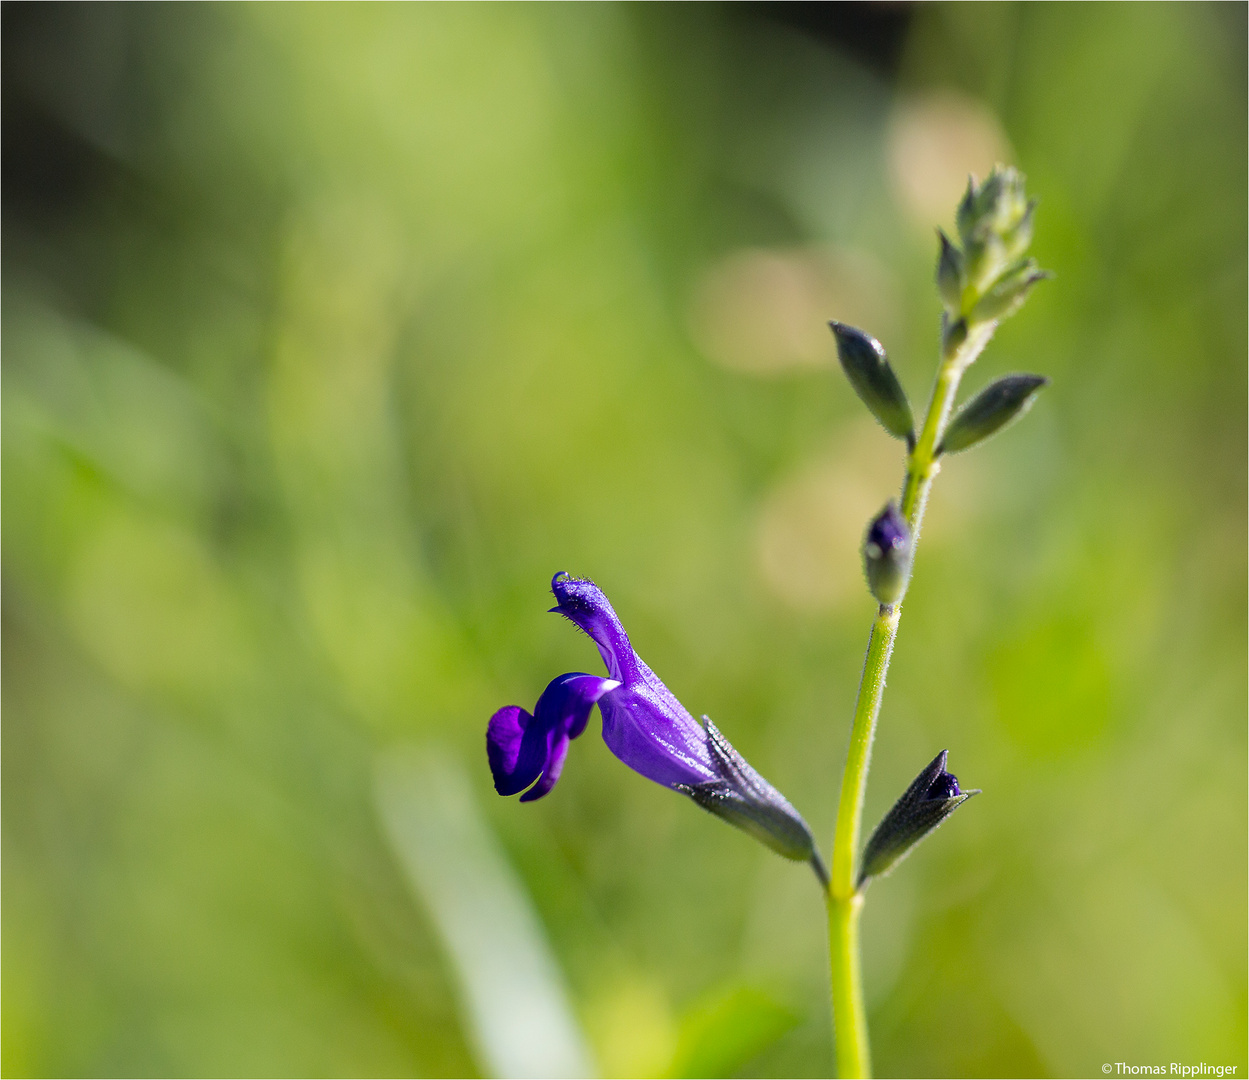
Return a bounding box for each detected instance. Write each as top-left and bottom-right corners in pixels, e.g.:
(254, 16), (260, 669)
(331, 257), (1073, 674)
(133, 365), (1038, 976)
(548, 574), (639, 684)
(548, 575), (718, 787)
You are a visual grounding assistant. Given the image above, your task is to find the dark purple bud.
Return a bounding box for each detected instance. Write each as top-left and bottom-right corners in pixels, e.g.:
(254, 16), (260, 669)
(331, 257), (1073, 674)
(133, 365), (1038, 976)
(857, 750), (979, 888)
(924, 770), (961, 801)
(863, 501), (912, 607)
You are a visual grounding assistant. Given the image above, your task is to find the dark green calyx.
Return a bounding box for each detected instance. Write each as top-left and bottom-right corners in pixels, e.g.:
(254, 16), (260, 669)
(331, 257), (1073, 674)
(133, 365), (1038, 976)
(829, 321), (915, 444)
(857, 750), (979, 888)
(938, 374), (1049, 455)
(676, 717), (827, 884)
(863, 501), (912, 607)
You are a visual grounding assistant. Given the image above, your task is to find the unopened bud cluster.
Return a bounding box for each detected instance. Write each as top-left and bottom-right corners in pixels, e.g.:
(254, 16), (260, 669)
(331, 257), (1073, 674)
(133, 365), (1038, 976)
(939, 166), (1049, 329)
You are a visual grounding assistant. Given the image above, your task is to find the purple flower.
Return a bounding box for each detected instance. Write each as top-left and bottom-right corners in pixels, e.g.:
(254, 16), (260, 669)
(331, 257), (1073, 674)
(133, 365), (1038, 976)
(488, 574), (824, 876)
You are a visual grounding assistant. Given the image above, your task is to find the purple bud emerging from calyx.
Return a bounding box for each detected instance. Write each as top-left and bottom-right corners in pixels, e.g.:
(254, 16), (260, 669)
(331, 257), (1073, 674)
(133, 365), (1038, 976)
(924, 770), (961, 801)
(857, 749), (979, 888)
(863, 501), (912, 607)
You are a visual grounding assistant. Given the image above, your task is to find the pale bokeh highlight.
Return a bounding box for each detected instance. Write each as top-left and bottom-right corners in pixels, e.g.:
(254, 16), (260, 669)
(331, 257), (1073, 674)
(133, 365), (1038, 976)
(888, 91), (1014, 229)
(689, 247), (898, 376)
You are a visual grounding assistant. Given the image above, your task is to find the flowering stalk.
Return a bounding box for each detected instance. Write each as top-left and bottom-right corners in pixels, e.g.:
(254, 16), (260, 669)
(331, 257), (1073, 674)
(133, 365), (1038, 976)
(825, 168), (1049, 1078)
(487, 168), (1046, 1080)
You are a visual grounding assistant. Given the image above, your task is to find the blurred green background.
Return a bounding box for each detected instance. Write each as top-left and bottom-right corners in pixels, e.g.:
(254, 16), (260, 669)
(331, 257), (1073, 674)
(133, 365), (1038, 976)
(3, 4), (1245, 1077)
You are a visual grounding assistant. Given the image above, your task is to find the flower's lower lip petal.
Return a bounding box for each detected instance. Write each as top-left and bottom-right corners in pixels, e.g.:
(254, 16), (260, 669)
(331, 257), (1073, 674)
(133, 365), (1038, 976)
(534, 673), (620, 742)
(487, 706), (550, 796)
(519, 734), (571, 802)
(566, 677), (620, 739)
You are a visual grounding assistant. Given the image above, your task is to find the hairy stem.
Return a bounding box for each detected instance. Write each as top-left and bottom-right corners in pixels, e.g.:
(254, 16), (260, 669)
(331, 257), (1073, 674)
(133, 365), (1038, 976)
(828, 890), (868, 1077)
(826, 320), (994, 1078)
(830, 606), (899, 901)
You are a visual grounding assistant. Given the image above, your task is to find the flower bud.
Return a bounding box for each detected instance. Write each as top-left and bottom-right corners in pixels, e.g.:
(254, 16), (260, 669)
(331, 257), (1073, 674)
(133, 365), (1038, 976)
(941, 314), (968, 357)
(829, 321), (915, 444)
(857, 749), (979, 888)
(1002, 199), (1036, 264)
(863, 501), (912, 607)
(969, 259), (1050, 324)
(938, 374), (1049, 455)
(964, 232), (1010, 297)
(958, 166), (1029, 246)
(955, 175), (978, 242)
(956, 167), (1044, 302)
(936, 230), (964, 314)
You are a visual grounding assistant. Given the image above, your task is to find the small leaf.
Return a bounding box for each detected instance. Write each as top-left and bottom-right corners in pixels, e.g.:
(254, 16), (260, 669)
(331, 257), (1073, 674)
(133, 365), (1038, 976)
(941, 314), (968, 356)
(857, 750), (979, 888)
(938, 374), (1049, 455)
(829, 321), (915, 443)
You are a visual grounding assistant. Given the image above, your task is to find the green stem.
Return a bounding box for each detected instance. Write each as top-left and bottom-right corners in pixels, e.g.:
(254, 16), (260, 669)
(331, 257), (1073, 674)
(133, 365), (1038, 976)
(830, 606), (899, 901)
(828, 890), (868, 1077)
(825, 319), (995, 1078)
(901, 321), (997, 530)
(827, 603), (896, 1078)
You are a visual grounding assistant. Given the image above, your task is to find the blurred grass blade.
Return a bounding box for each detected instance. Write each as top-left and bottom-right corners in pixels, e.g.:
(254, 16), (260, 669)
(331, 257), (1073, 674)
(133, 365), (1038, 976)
(668, 983), (800, 1079)
(375, 748), (593, 1079)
